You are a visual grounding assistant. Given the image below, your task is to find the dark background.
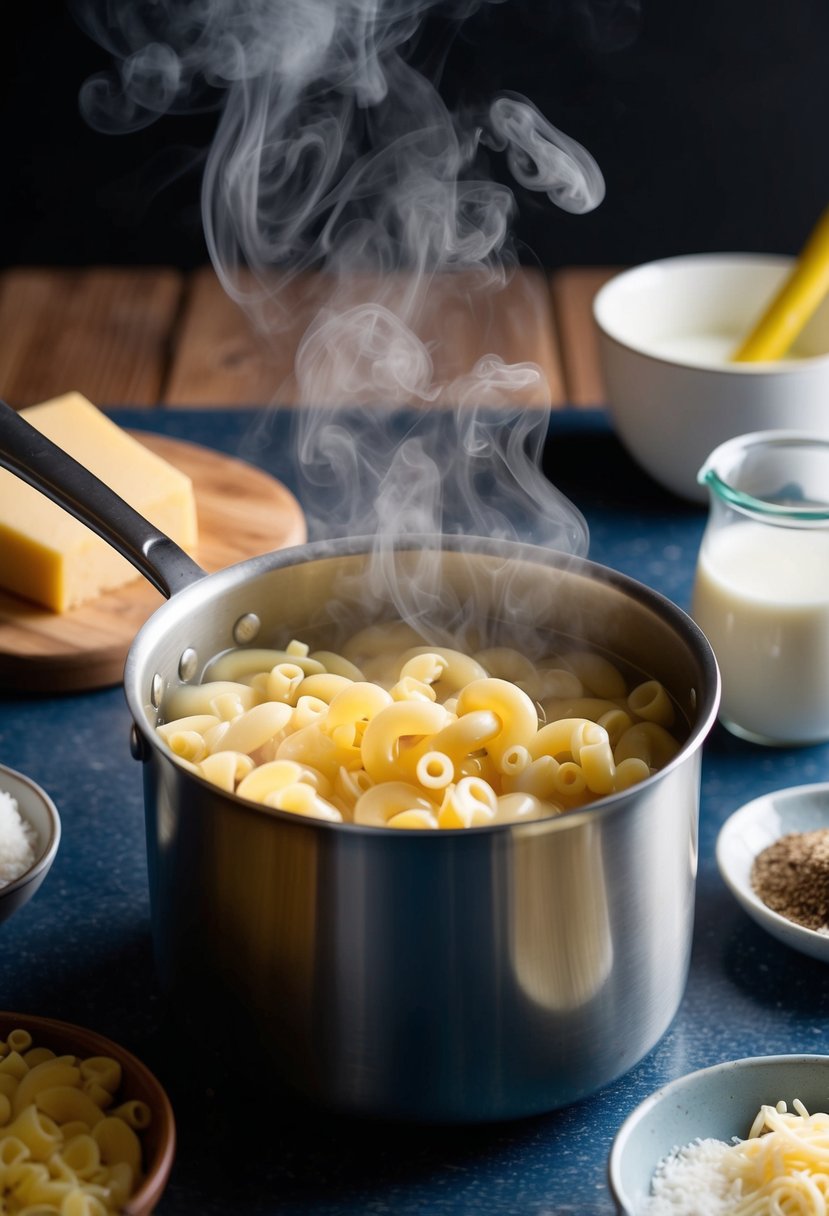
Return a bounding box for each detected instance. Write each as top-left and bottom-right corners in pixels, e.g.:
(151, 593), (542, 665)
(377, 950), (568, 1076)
(5, 1), (829, 271)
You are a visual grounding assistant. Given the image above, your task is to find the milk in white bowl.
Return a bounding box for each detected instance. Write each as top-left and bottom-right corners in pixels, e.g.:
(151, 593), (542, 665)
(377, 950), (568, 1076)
(649, 332), (806, 366)
(593, 255), (829, 502)
(693, 522), (829, 745)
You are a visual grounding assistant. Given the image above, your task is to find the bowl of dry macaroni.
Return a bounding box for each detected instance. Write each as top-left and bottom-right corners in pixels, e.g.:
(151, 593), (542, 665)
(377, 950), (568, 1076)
(123, 534), (720, 1122)
(0, 764), (61, 925)
(608, 1054), (829, 1215)
(0, 1011), (176, 1215)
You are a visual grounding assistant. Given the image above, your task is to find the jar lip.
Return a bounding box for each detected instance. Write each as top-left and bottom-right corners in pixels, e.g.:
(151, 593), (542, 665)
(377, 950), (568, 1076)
(698, 429), (829, 521)
(700, 469), (829, 521)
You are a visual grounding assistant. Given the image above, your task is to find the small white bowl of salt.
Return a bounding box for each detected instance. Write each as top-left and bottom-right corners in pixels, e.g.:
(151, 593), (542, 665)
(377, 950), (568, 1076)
(0, 762), (60, 924)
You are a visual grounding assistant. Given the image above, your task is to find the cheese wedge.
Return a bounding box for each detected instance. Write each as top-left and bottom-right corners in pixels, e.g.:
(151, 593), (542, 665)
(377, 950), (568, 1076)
(0, 392), (198, 612)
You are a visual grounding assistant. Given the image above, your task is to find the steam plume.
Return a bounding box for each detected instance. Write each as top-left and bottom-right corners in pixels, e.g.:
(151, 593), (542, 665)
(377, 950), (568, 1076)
(75, 0), (605, 574)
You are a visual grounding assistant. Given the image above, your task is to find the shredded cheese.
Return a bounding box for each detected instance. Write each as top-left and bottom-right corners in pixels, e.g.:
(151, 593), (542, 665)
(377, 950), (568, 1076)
(644, 1100), (829, 1215)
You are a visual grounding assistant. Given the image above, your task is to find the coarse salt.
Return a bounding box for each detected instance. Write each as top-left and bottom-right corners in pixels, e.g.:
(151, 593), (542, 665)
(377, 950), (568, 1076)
(0, 789), (37, 887)
(640, 1100), (829, 1215)
(641, 1138), (743, 1214)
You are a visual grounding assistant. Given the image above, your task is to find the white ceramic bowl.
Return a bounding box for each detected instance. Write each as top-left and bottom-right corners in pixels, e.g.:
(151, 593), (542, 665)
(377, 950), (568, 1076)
(0, 762), (61, 924)
(717, 782), (829, 964)
(593, 254), (829, 502)
(609, 1055), (829, 1215)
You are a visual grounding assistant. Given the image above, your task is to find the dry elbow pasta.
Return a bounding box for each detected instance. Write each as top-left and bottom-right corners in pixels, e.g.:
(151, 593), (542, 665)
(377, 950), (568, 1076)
(157, 627), (682, 829)
(0, 1028), (151, 1215)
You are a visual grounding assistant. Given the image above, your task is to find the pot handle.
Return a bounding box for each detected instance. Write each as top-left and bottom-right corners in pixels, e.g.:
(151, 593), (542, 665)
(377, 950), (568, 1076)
(0, 399), (206, 598)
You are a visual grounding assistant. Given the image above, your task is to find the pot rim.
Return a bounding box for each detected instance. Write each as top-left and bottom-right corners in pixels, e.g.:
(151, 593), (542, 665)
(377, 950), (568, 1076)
(124, 533), (721, 836)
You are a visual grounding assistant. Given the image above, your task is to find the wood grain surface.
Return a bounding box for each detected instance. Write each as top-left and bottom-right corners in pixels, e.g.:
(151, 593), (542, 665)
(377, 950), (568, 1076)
(0, 264), (616, 410)
(163, 266), (566, 408)
(0, 433), (306, 693)
(550, 266), (618, 406)
(0, 267), (184, 408)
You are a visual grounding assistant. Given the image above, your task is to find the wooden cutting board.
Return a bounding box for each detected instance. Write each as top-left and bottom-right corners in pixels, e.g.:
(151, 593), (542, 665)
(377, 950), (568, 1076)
(0, 433), (306, 693)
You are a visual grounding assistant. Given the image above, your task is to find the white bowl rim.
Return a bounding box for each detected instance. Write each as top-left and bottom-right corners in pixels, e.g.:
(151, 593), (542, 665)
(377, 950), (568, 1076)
(608, 1053), (829, 1213)
(592, 252), (829, 373)
(716, 780), (829, 962)
(0, 762), (61, 895)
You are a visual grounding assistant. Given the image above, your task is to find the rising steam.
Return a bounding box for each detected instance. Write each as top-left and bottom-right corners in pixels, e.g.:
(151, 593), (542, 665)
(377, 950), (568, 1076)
(74, 0), (605, 598)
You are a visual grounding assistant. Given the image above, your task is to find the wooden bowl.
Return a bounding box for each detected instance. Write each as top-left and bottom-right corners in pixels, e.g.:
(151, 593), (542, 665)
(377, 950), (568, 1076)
(0, 1011), (176, 1215)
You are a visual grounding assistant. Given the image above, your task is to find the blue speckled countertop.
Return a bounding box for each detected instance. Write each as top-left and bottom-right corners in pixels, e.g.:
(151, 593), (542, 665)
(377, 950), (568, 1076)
(2, 408), (829, 1216)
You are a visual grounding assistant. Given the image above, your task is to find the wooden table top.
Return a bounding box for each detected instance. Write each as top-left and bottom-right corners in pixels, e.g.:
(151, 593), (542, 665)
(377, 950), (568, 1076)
(0, 265), (617, 411)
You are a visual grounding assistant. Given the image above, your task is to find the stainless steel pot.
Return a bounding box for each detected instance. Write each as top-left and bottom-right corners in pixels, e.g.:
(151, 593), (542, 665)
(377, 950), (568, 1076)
(1, 402), (720, 1122)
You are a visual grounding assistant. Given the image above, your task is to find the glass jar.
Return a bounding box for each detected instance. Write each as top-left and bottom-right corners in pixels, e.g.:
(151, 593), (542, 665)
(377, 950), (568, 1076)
(692, 430), (829, 746)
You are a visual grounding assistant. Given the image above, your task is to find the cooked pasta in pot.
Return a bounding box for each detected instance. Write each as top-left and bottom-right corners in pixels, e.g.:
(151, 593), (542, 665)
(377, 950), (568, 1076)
(156, 629), (683, 829)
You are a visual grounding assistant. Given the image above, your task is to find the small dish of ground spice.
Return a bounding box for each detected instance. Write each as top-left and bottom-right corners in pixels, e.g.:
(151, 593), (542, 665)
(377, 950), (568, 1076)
(717, 782), (829, 964)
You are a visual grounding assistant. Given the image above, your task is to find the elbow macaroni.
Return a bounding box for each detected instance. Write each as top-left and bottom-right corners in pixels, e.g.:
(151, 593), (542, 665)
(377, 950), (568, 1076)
(157, 630), (685, 830)
(0, 1029), (153, 1215)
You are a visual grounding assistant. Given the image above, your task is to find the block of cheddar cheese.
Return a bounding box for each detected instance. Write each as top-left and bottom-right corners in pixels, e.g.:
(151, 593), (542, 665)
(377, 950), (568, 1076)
(0, 392), (198, 612)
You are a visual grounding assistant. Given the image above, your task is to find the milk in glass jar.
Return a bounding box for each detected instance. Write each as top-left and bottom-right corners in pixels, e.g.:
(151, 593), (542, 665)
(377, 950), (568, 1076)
(692, 431), (829, 745)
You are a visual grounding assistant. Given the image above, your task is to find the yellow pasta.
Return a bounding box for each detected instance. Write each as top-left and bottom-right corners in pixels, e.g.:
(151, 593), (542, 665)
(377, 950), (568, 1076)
(437, 777), (497, 828)
(156, 632), (684, 831)
(361, 701), (449, 784)
(199, 750), (255, 792)
(92, 1117), (142, 1175)
(415, 751), (454, 790)
(308, 650), (365, 681)
(78, 1060), (120, 1098)
(0, 1029), (154, 1215)
(204, 647), (325, 681)
(21, 1049), (55, 1070)
(36, 1086), (106, 1128)
(563, 650), (628, 698)
(76, 1085), (110, 1117)
(615, 720), (681, 769)
(3, 1103), (62, 1159)
(293, 672), (352, 704)
(163, 679), (259, 720)
(473, 646), (538, 685)
(61, 1134), (101, 1178)
(219, 701), (292, 754)
(627, 679), (676, 727)
(276, 723), (359, 779)
(323, 682), (393, 739)
(108, 1101), (150, 1132)
(265, 662), (307, 703)
(13, 1061), (81, 1116)
(354, 781), (436, 827)
(266, 782), (342, 822)
(399, 646), (488, 695)
(521, 667), (584, 703)
(454, 679), (538, 767)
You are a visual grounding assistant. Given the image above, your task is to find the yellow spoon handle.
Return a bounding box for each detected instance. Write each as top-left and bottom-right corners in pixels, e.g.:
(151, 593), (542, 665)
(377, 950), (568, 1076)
(732, 206), (829, 362)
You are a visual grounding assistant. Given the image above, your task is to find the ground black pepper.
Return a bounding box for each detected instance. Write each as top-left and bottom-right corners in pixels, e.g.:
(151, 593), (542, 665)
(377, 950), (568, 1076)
(751, 829), (829, 934)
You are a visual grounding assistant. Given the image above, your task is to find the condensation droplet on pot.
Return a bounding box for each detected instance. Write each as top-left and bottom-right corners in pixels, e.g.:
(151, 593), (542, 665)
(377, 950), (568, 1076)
(178, 648), (199, 682)
(151, 672), (164, 708)
(234, 613), (261, 645)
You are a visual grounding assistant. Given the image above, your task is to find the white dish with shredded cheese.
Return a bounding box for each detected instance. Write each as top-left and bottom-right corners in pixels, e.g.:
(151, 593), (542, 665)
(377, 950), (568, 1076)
(0, 762), (60, 923)
(609, 1055), (829, 1216)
